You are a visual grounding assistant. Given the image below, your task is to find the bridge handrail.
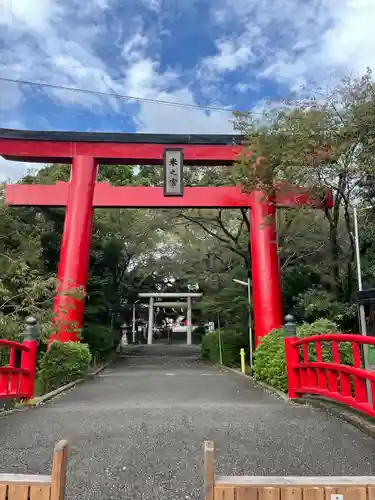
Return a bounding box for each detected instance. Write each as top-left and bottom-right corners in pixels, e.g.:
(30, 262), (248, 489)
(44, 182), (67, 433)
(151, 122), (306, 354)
(0, 318), (39, 400)
(0, 338), (30, 351)
(0, 366), (29, 374)
(285, 332), (375, 419)
(291, 333), (375, 346)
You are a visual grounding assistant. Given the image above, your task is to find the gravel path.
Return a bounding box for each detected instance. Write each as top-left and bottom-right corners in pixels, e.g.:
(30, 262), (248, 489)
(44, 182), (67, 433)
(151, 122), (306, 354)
(1, 344), (375, 500)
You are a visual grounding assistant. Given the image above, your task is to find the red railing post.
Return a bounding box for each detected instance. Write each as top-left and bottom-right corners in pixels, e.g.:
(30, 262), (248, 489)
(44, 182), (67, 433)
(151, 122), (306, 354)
(20, 317), (39, 400)
(284, 314), (300, 399)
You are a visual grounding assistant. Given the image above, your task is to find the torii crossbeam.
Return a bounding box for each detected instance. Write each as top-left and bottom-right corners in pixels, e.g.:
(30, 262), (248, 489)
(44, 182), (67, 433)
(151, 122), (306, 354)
(0, 129), (333, 347)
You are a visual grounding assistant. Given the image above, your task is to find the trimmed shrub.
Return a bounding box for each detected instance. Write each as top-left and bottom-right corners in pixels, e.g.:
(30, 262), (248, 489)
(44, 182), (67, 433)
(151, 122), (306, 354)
(39, 341), (92, 393)
(201, 329), (248, 367)
(252, 328), (288, 391)
(253, 318), (354, 393)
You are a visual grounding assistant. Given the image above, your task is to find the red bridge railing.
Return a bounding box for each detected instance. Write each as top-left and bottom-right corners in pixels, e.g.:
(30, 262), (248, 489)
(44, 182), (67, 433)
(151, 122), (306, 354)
(285, 333), (375, 418)
(0, 317), (39, 400)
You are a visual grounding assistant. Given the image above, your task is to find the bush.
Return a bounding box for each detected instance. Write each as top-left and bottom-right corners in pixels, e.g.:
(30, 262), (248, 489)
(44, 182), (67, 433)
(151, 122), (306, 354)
(253, 318), (354, 393)
(201, 329), (248, 367)
(82, 323), (116, 358)
(192, 326), (206, 344)
(252, 328), (288, 391)
(39, 341), (92, 393)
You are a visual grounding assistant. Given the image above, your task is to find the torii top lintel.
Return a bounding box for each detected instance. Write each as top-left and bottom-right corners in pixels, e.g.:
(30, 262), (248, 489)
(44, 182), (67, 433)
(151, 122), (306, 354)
(0, 128), (244, 165)
(0, 128), (334, 209)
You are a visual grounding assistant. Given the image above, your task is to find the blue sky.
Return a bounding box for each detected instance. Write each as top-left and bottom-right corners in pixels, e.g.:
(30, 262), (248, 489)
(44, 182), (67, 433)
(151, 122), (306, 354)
(0, 0), (374, 179)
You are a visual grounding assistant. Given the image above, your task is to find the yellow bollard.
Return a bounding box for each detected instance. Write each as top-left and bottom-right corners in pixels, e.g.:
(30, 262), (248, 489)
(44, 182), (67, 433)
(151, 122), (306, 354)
(240, 348), (246, 373)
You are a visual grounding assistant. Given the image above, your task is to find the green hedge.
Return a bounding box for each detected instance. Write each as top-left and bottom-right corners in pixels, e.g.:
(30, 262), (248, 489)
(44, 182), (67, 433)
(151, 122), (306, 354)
(39, 341), (92, 393)
(253, 318), (354, 393)
(201, 329), (248, 367)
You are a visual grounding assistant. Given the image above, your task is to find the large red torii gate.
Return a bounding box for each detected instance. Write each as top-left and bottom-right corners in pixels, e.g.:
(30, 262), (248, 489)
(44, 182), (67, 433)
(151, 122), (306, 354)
(0, 129), (333, 347)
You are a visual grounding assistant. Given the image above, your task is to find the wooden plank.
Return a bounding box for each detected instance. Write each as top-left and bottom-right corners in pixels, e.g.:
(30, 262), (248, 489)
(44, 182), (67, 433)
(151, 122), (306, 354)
(302, 488), (324, 500)
(50, 440), (68, 500)
(214, 486), (235, 499)
(204, 441), (215, 500)
(236, 486), (258, 500)
(215, 476), (375, 485)
(0, 484), (7, 500)
(30, 485), (51, 500)
(281, 487), (302, 500)
(259, 487), (281, 500)
(7, 484), (29, 500)
(324, 486), (367, 500)
(0, 474), (51, 484)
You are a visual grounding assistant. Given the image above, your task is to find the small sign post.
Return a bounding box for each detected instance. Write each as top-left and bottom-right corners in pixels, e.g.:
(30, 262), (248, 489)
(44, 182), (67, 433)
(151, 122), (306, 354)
(163, 148), (184, 196)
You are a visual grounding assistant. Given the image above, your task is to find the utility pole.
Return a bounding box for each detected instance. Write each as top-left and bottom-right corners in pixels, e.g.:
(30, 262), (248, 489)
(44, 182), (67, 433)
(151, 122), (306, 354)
(217, 312), (223, 365)
(233, 278), (253, 368)
(353, 205), (372, 403)
(132, 300), (139, 344)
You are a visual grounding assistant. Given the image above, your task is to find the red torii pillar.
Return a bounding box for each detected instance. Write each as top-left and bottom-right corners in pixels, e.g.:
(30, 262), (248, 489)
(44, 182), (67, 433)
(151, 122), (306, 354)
(1, 130), (333, 347)
(250, 190), (282, 342)
(51, 156), (98, 342)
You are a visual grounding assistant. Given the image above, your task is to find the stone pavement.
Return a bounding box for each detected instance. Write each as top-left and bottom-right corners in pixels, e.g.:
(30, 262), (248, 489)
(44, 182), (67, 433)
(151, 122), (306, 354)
(1, 344), (375, 500)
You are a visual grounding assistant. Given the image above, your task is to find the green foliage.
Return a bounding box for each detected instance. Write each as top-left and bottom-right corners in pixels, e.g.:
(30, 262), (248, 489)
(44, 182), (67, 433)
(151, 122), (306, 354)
(82, 323), (116, 357)
(39, 341), (92, 393)
(201, 329), (249, 366)
(252, 329), (288, 391)
(253, 319), (354, 393)
(3, 72), (375, 391)
(0, 316), (22, 365)
(191, 326), (206, 344)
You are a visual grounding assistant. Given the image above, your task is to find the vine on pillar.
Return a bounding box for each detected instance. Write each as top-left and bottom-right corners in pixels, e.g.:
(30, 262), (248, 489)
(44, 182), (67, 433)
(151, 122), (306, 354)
(50, 156), (98, 344)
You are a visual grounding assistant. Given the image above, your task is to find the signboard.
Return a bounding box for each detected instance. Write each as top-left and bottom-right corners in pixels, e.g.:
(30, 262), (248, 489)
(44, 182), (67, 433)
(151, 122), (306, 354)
(163, 148), (184, 196)
(368, 345), (375, 365)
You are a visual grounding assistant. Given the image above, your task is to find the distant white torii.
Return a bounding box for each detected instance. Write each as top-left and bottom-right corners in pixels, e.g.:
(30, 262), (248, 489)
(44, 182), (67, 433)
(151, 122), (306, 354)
(138, 292), (203, 345)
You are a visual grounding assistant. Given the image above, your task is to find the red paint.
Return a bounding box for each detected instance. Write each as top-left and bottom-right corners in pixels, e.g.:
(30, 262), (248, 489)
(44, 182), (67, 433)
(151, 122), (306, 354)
(5, 182), (333, 209)
(285, 333), (375, 419)
(0, 139), (241, 165)
(20, 338), (39, 399)
(1, 131), (334, 348)
(284, 338), (301, 399)
(49, 156), (97, 344)
(0, 339), (37, 400)
(250, 191), (283, 345)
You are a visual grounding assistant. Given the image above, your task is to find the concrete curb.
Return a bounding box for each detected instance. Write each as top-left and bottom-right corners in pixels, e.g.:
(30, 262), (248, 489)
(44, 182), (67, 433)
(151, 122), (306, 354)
(33, 361), (111, 406)
(216, 364), (289, 402)
(0, 360), (112, 417)
(216, 363), (375, 439)
(294, 396), (375, 439)
(249, 377), (290, 402)
(33, 378), (85, 406)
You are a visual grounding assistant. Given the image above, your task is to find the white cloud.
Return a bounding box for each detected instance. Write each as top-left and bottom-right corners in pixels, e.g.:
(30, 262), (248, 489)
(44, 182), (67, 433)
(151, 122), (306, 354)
(122, 30), (149, 62)
(142, 0), (161, 12)
(0, 81), (23, 111)
(135, 88), (234, 134)
(201, 38), (252, 75)
(321, 0), (375, 75)
(235, 83), (252, 93)
(0, 157), (42, 181)
(0, 0), (236, 180)
(2, 0), (375, 182)
(0, 0), (60, 31)
(209, 0), (375, 93)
